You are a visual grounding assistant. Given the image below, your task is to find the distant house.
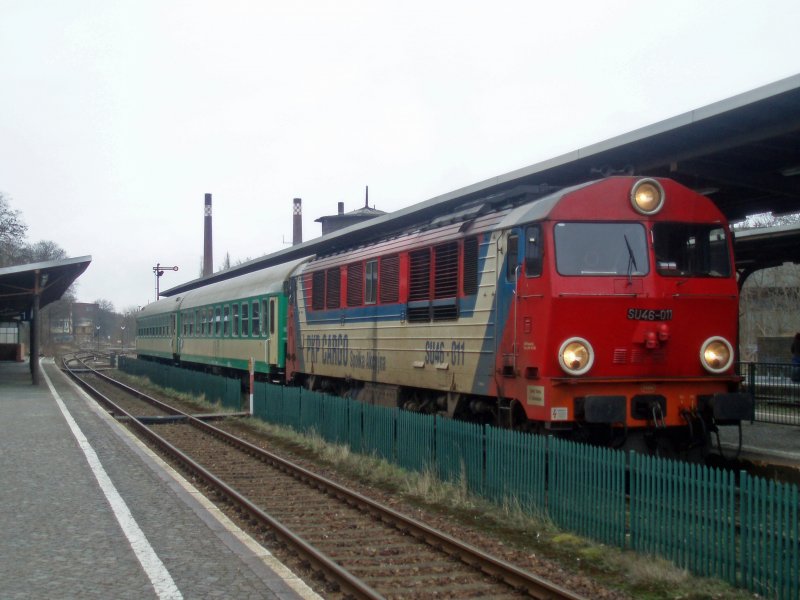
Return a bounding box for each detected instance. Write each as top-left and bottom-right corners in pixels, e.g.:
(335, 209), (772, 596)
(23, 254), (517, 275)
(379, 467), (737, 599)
(72, 302), (98, 347)
(315, 201), (386, 236)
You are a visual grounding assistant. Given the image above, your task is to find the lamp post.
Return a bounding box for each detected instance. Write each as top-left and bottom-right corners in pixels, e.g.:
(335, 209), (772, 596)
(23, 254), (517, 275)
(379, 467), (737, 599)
(153, 263), (179, 301)
(96, 325), (101, 353)
(120, 325), (126, 353)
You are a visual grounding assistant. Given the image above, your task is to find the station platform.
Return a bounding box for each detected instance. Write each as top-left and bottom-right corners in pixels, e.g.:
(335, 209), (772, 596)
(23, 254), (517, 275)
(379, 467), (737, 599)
(716, 419), (800, 469)
(0, 359), (319, 600)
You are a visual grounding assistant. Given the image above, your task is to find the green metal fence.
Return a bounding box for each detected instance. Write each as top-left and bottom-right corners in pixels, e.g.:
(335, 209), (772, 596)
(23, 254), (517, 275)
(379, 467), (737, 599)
(738, 362), (800, 425)
(549, 438), (626, 548)
(435, 418), (484, 494)
(118, 357), (241, 409)
(630, 454), (737, 584)
(740, 473), (800, 599)
(396, 410), (435, 473)
(484, 426), (546, 514)
(211, 380), (800, 599)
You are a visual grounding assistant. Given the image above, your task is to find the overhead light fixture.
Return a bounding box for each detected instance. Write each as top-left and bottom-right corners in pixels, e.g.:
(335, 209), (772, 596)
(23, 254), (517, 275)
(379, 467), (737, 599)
(780, 165), (800, 177)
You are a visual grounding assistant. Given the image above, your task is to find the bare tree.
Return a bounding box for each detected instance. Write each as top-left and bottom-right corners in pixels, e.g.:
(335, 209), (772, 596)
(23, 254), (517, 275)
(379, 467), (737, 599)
(0, 193), (28, 267)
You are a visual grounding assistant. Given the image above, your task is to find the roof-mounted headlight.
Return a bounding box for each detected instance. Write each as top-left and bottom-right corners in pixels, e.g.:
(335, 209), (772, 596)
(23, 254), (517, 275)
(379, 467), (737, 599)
(631, 178), (665, 215)
(700, 337), (733, 374)
(558, 337), (595, 376)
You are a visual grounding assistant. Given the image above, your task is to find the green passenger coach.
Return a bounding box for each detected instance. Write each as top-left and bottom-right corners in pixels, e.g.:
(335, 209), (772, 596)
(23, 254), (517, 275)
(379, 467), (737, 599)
(136, 258), (308, 382)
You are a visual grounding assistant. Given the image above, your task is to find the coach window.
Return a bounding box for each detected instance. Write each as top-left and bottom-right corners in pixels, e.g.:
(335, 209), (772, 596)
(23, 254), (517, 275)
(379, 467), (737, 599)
(261, 299), (269, 335)
(241, 303), (249, 337)
(525, 225), (542, 277)
(506, 234), (519, 282)
(214, 307), (220, 336)
(223, 306), (230, 336)
(232, 304), (239, 337)
(251, 301), (260, 336)
(366, 260), (378, 304)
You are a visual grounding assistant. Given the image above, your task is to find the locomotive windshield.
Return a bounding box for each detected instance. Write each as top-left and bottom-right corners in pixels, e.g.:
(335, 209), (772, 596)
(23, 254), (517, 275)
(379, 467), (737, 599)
(652, 223), (731, 277)
(554, 223), (649, 276)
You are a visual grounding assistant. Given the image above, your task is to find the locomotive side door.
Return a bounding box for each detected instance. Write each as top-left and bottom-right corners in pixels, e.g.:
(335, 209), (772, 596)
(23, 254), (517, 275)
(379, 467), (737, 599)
(495, 228), (523, 376)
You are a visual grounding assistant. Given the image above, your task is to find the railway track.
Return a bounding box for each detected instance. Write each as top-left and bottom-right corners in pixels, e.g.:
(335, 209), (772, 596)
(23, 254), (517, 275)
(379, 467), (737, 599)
(64, 356), (586, 600)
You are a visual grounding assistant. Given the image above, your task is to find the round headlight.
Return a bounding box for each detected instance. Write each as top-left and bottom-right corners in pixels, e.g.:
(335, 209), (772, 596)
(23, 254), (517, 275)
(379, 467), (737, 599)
(631, 178), (665, 215)
(700, 337), (733, 374)
(558, 337), (594, 376)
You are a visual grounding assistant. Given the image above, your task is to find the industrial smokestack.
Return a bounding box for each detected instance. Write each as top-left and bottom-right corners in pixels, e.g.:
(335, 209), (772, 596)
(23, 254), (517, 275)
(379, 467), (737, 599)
(203, 193), (213, 277)
(337, 202), (344, 215)
(293, 198), (302, 245)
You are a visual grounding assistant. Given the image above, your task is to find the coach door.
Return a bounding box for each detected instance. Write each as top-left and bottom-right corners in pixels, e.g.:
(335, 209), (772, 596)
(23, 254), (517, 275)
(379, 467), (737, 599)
(265, 297), (279, 366)
(171, 313), (180, 360)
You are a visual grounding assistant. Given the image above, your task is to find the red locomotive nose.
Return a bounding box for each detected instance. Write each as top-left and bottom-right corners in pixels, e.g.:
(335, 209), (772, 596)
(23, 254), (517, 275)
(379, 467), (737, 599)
(658, 323), (670, 342)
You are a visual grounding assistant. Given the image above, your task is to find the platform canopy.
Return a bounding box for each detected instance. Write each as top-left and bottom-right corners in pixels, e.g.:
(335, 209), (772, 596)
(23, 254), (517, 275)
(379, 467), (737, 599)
(0, 256), (92, 320)
(734, 223), (800, 279)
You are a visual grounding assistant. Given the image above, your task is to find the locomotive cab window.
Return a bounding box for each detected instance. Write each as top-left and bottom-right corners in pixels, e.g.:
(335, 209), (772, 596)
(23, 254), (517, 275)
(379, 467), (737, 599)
(525, 225), (542, 277)
(652, 223), (731, 277)
(506, 234), (519, 282)
(555, 223), (648, 276)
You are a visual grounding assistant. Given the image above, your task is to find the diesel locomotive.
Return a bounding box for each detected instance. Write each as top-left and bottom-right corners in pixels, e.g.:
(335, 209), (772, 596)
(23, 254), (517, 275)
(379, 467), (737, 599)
(136, 177), (753, 453)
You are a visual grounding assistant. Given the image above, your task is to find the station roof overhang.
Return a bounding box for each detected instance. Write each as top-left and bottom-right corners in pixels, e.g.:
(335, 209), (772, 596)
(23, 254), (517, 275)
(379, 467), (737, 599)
(733, 223), (800, 276)
(0, 256), (92, 320)
(164, 73), (800, 297)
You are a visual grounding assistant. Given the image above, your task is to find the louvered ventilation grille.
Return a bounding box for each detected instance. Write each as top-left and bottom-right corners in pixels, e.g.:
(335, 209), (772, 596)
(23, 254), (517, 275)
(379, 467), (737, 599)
(347, 263), (363, 306)
(312, 271), (325, 310)
(326, 267), (340, 309)
(463, 237), (478, 295)
(409, 249), (431, 301)
(380, 255), (400, 303)
(434, 242), (458, 299)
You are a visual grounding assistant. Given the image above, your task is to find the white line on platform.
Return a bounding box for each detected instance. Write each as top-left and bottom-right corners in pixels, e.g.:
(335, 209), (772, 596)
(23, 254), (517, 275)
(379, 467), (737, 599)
(41, 364), (183, 600)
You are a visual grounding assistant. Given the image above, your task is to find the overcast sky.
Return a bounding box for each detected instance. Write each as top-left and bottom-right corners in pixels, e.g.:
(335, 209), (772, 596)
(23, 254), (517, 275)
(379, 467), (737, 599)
(1, 1), (799, 312)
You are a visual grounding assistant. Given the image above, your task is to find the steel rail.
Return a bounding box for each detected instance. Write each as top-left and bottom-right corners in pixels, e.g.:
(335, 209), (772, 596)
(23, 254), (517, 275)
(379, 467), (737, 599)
(63, 359), (382, 599)
(66, 359), (586, 600)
